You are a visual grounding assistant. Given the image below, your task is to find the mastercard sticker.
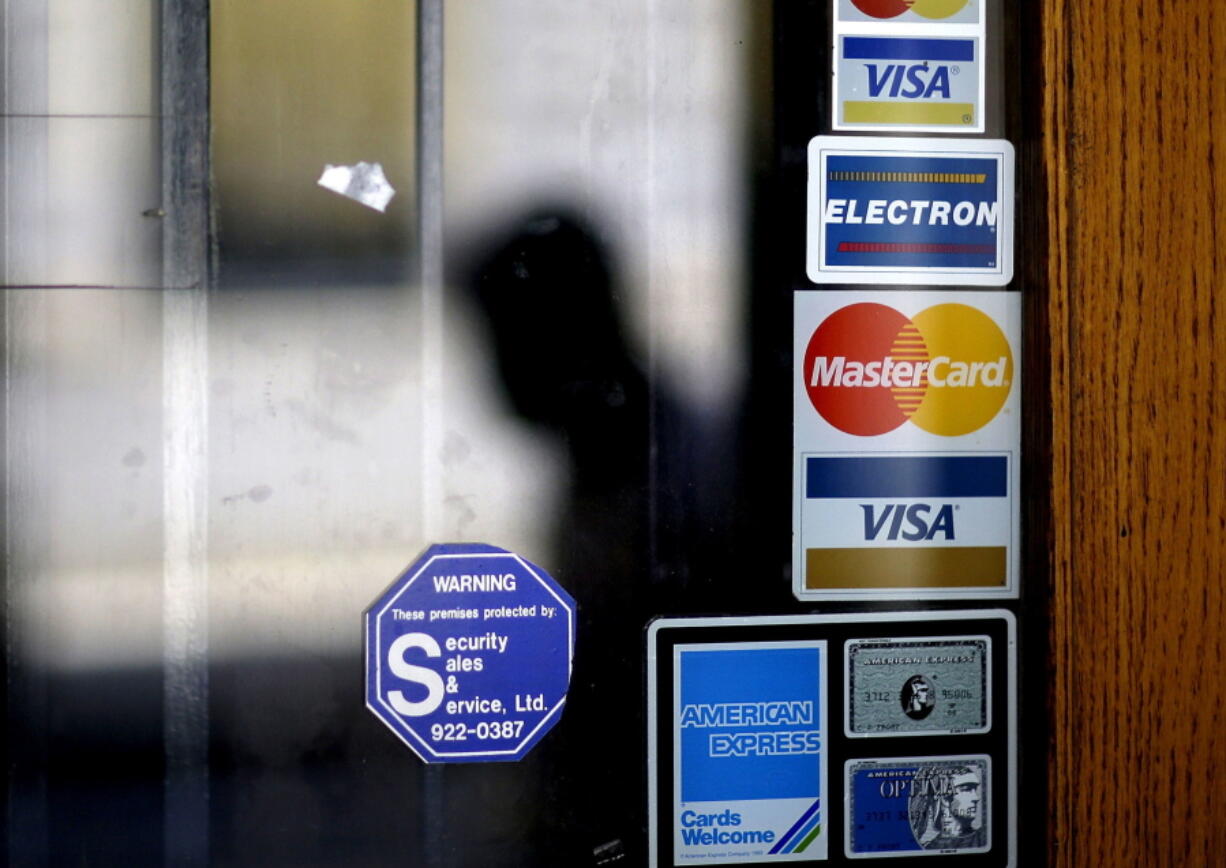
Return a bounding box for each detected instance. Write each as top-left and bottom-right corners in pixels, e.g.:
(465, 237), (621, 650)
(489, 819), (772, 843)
(792, 291), (1020, 601)
(837, 0), (981, 26)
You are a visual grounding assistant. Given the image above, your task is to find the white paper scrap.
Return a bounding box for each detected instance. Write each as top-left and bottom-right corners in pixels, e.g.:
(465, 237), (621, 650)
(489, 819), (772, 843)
(317, 161), (395, 213)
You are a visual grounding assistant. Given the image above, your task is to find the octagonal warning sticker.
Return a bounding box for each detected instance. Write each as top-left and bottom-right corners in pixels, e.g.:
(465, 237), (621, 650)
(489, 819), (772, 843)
(364, 543), (576, 763)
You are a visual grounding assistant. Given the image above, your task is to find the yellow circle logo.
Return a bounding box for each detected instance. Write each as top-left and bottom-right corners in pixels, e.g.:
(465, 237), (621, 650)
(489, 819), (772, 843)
(907, 303), (1013, 436)
(909, 0), (971, 20)
(850, 0), (970, 19)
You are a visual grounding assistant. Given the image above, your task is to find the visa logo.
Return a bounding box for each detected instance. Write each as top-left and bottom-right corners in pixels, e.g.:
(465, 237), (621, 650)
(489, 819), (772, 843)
(865, 64), (952, 100)
(861, 503), (955, 541)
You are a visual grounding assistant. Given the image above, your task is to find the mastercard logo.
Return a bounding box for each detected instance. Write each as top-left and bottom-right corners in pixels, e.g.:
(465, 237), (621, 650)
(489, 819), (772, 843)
(850, 0), (970, 19)
(803, 302), (1013, 436)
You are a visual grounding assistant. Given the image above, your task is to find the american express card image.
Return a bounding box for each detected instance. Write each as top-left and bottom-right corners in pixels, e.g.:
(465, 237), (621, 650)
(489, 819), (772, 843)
(847, 637), (990, 736)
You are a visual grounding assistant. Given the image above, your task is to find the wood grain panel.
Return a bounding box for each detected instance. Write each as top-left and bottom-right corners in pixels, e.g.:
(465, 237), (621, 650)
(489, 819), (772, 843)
(1046, 0), (1226, 864)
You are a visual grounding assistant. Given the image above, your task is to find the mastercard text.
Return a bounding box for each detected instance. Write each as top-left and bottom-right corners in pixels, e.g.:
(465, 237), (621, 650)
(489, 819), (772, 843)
(809, 355), (1009, 389)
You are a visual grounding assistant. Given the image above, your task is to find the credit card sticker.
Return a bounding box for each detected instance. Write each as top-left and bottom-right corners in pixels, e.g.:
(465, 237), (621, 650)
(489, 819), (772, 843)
(674, 641), (829, 863)
(834, 35), (983, 132)
(846, 637), (990, 736)
(807, 137), (1015, 285)
(836, 0), (982, 26)
(846, 756), (990, 858)
(792, 290), (1022, 601)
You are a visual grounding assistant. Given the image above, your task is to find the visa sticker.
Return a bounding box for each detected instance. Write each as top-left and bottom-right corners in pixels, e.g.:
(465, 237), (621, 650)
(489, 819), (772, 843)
(799, 452), (1013, 593)
(807, 136), (1014, 286)
(834, 35), (984, 132)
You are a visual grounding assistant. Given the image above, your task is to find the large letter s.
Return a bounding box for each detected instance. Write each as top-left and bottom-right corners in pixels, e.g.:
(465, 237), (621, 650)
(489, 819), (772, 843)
(387, 633), (444, 716)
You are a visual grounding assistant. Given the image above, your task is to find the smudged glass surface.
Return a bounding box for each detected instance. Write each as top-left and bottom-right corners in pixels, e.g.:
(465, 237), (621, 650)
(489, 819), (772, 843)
(4, 1), (759, 865)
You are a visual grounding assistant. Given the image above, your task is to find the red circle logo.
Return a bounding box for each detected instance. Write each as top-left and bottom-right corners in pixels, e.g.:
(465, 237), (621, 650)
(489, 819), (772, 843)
(850, 0), (971, 19)
(849, 0), (912, 18)
(803, 303), (929, 436)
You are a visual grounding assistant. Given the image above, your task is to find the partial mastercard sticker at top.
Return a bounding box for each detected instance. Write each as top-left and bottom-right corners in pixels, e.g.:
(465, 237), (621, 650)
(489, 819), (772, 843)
(837, 0), (982, 26)
(793, 290), (1021, 601)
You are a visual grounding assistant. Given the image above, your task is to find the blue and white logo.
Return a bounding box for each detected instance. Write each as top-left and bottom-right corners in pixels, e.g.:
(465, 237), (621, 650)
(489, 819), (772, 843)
(807, 136), (1014, 286)
(674, 642), (828, 862)
(798, 452), (1014, 592)
(365, 543), (576, 763)
(834, 35), (983, 132)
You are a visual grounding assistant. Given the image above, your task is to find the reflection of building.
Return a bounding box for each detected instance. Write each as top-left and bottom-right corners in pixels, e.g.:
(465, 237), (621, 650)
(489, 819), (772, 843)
(3, 2), (753, 864)
(212, 0), (417, 269)
(445, 1), (749, 416)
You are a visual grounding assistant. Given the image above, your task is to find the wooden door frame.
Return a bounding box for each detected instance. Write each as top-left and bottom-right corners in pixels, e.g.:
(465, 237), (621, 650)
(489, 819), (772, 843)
(1042, 2), (1226, 863)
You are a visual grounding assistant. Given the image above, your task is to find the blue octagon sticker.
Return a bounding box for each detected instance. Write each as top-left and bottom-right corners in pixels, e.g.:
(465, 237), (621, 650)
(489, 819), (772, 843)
(365, 543), (576, 763)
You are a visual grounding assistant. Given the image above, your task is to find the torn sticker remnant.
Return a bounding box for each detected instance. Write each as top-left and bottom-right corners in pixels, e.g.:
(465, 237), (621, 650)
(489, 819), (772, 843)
(317, 161), (395, 212)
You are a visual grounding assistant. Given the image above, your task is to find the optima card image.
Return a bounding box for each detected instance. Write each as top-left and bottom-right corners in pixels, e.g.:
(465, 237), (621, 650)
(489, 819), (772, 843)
(673, 641), (828, 863)
(793, 290), (1021, 601)
(846, 756), (991, 858)
(807, 136), (1014, 286)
